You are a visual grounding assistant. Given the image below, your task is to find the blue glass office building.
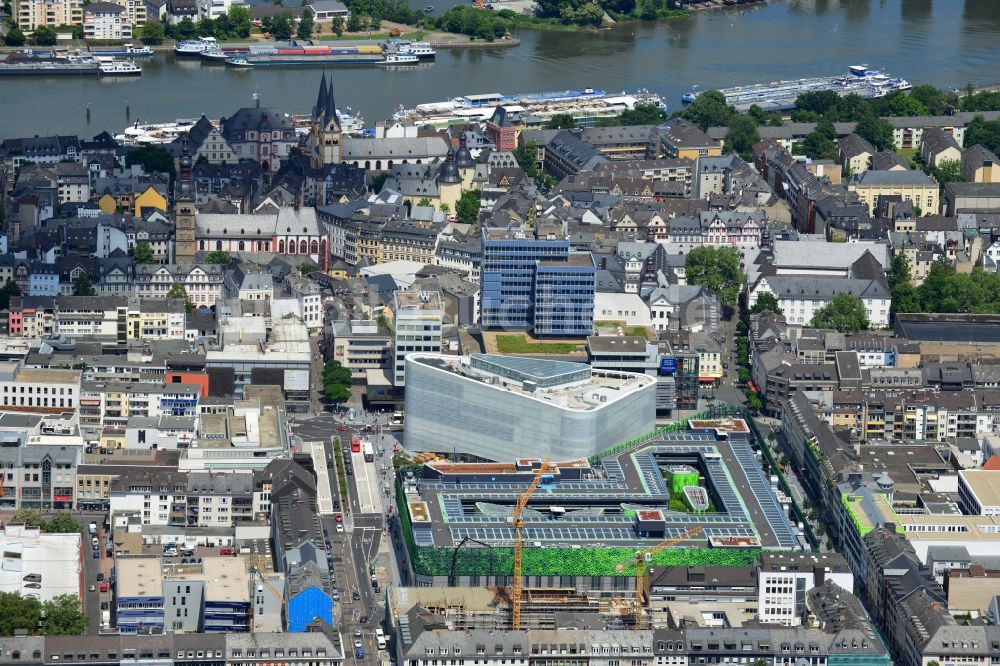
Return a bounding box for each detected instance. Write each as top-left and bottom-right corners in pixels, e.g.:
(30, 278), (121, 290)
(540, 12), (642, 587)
(481, 229), (595, 336)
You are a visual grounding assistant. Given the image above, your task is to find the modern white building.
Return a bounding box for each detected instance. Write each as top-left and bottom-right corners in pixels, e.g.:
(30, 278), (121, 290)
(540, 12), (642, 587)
(404, 353), (657, 461)
(958, 469), (1000, 517)
(83, 2), (132, 40)
(757, 552), (854, 627)
(0, 525), (82, 602)
(393, 290), (443, 387)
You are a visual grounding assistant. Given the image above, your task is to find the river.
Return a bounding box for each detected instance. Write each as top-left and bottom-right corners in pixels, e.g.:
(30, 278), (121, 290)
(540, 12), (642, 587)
(2, 0), (999, 138)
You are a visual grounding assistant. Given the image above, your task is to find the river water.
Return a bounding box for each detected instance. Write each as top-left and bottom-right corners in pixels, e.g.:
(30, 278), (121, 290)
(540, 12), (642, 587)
(2, 0), (999, 138)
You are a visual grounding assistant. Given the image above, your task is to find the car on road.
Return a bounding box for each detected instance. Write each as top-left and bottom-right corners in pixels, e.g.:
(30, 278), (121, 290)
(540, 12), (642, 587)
(332, 590), (341, 601)
(100, 602), (109, 610)
(96, 573), (104, 581)
(360, 615), (368, 624)
(92, 549), (100, 559)
(89, 585), (96, 592)
(355, 648), (365, 660)
(336, 524), (344, 533)
(337, 426), (348, 431)
(354, 629), (362, 638)
(352, 590), (361, 601)
(353, 639), (363, 649)
(335, 513), (343, 522)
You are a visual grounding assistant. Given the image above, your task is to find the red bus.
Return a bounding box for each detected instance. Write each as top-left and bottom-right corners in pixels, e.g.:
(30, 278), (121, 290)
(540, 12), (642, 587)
(351, 438), (362, 453)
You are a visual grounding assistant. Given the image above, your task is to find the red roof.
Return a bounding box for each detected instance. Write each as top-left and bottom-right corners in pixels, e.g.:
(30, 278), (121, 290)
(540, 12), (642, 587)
(983, 456), (1000, 471)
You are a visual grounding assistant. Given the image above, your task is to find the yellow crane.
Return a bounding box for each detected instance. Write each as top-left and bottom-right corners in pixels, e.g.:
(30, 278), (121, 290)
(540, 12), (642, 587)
(510, 461), (550, 631)
(616, 526), (703, 628)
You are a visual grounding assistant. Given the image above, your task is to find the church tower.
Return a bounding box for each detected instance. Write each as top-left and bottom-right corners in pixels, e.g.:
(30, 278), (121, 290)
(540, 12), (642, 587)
(310, 72), (343, 168)
(174, 139), (197, 263)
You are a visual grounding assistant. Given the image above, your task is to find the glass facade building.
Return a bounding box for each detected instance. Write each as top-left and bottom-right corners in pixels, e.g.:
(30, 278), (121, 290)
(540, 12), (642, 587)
(404, 354), (657, 461)
(480, 230), (595, 336)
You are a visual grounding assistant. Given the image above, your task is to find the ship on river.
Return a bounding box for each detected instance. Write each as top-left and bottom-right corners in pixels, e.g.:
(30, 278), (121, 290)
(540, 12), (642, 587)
(395, 88), (667, 127)
(682, 65), (912, 112)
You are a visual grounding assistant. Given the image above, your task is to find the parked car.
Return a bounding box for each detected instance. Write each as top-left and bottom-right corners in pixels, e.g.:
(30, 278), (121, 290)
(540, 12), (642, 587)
(219, 548), (235, 556)
(96, 573), (104, 581)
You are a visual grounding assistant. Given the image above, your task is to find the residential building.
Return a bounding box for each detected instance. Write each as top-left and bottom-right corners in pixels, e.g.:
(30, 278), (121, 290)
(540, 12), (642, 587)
(657, 119), (722, 160)
(135, 264), (225, 308)
(838, 133), (875, 175)
(403, 353), (657, 461)
(847, 170), (940, 215)
(962, 144), (1000, 183)
(757, 552), (853, 626)
(12, 0), (82, 30)
(197, 0), (240, 19)
(0, 364), (81, 413)
(392, 289), (443, 388)
(920, 127), (963, 168)
(942, 182), (1000, 215)
(220, 107), (298, 174)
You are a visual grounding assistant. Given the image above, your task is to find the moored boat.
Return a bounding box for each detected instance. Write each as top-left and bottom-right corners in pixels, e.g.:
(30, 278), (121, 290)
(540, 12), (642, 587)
(97, 56), (142, 76)
(199, 48), (231, 62)
(379, 53), (419, 66)
(175, 37), (218, 56)
(89, 42), (153, 57)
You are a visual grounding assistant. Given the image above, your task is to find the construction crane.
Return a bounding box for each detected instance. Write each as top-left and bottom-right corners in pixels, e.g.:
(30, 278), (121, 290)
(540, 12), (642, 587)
(510, 461), (550, 631)
(616, 526), (703, 628)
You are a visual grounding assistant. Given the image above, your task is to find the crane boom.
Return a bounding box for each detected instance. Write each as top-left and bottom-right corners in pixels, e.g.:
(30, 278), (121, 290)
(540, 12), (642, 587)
(511, 461), (549, 630)
(628, 526), (703, 627)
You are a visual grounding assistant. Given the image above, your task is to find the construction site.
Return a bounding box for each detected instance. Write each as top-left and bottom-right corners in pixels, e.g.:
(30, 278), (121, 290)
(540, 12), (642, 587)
(395, 418), (803, 627)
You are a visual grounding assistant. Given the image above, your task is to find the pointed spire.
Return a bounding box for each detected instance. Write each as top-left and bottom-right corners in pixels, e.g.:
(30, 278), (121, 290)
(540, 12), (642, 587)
(325, 73), (339, 128)
(314, 72), (328, 121)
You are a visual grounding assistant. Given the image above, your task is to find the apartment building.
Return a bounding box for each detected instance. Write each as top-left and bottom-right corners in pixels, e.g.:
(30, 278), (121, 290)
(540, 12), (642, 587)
(392, 290), (443, 387)
(13, 0), (83, 30)
(135, 264), (226, 308)
(79, 380), (200, 433)
(0, 364), (81, 413)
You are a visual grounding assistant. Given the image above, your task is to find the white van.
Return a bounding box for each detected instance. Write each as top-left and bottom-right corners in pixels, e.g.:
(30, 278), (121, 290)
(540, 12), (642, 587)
(375, 627), (387, 650)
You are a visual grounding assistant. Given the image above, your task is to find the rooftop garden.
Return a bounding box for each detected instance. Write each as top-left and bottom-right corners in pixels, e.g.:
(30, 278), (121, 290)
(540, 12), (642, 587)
(495, 334), (580, 355)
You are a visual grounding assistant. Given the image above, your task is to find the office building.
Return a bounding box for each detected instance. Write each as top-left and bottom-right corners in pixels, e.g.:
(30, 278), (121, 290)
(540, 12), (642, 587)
(403, 353), (656, 461)
(480, 228), (595, 337)
(392, 290), (443, 387)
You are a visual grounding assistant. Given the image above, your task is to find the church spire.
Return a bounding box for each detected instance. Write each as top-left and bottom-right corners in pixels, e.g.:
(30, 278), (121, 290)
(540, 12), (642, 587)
(325, 74), (339, 128)
(314, 72), (328, 121)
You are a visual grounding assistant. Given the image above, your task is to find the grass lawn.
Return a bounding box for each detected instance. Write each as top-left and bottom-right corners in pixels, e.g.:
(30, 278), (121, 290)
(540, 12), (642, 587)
(896, 147), (919, 168)
(495, 334), (579, 354)
(623, 326), (649, 338)
(315, 31), (426, 41)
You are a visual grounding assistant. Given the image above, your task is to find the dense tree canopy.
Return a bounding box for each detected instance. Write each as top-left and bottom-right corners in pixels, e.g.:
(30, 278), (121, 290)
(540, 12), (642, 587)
(125, 145), (175, 180)
(72, 274), (96, 297)
(809, 293), (870, 332)
(132, 241), (155, 265)
(205, 250), (232, 265)
(322, 359), (353, 402)
(42, 595), (88, 635)
(853, 113), (895, 151)
(456, 190), (481, 226)
(546, 114), (577, 130)
(965, 115), (1000, 154)
(685, 246), (742, 307)
(681, 90), (735, 131)
(750, 292), (782, 316)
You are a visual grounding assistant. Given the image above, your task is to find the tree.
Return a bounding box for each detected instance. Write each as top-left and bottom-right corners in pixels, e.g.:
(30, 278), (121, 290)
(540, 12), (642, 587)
(908, 85), (958, 116)
(346, 12), (363, 31)
(70, 23), (84, 39)
(965, 115), (1000, 154)
(331, 15), (345, 35)
(269, 12), (294, 40)
(167, 283), (195, 312)
(139, 18), (165, 43)
(801, 117), (838, 160)
(750, 292), (782, 316)
(724, 114), (760, 159)
(171, 16), (198, 39)
(685, 246), (742, 307)
(322, 359), (352, 402)
(132, 241), (155, 264)
(513, 140), (542, 179)
(809, 293), (870, 332)
(41, 595), (87, 635)
(456, 189), (481, 226)
(930, 158), (963, 184)
(125, 145), (176, 180)
(205, 250), (232, 265)
(299, 262), (319, 275)
(415, 197), (432, 208)
(681, 90), (734, 131)
(854, 113), (895, 151)
(370, 170), (390, 193)
(31, 25), (58, 45)
(43, 513), (83, 534)
(794, 90), (841, 118)
(0, 591), (42, 636)
(870, 90), (927, 118)
(4, 26), (26, 46)
(0, 279), (21, 310)
(297, 10), (314, 38)
(228, 4), (252, 37)
(10, 509), (44, 528)
(72, 274), (96, 297)
(545, 113), (577, 130)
